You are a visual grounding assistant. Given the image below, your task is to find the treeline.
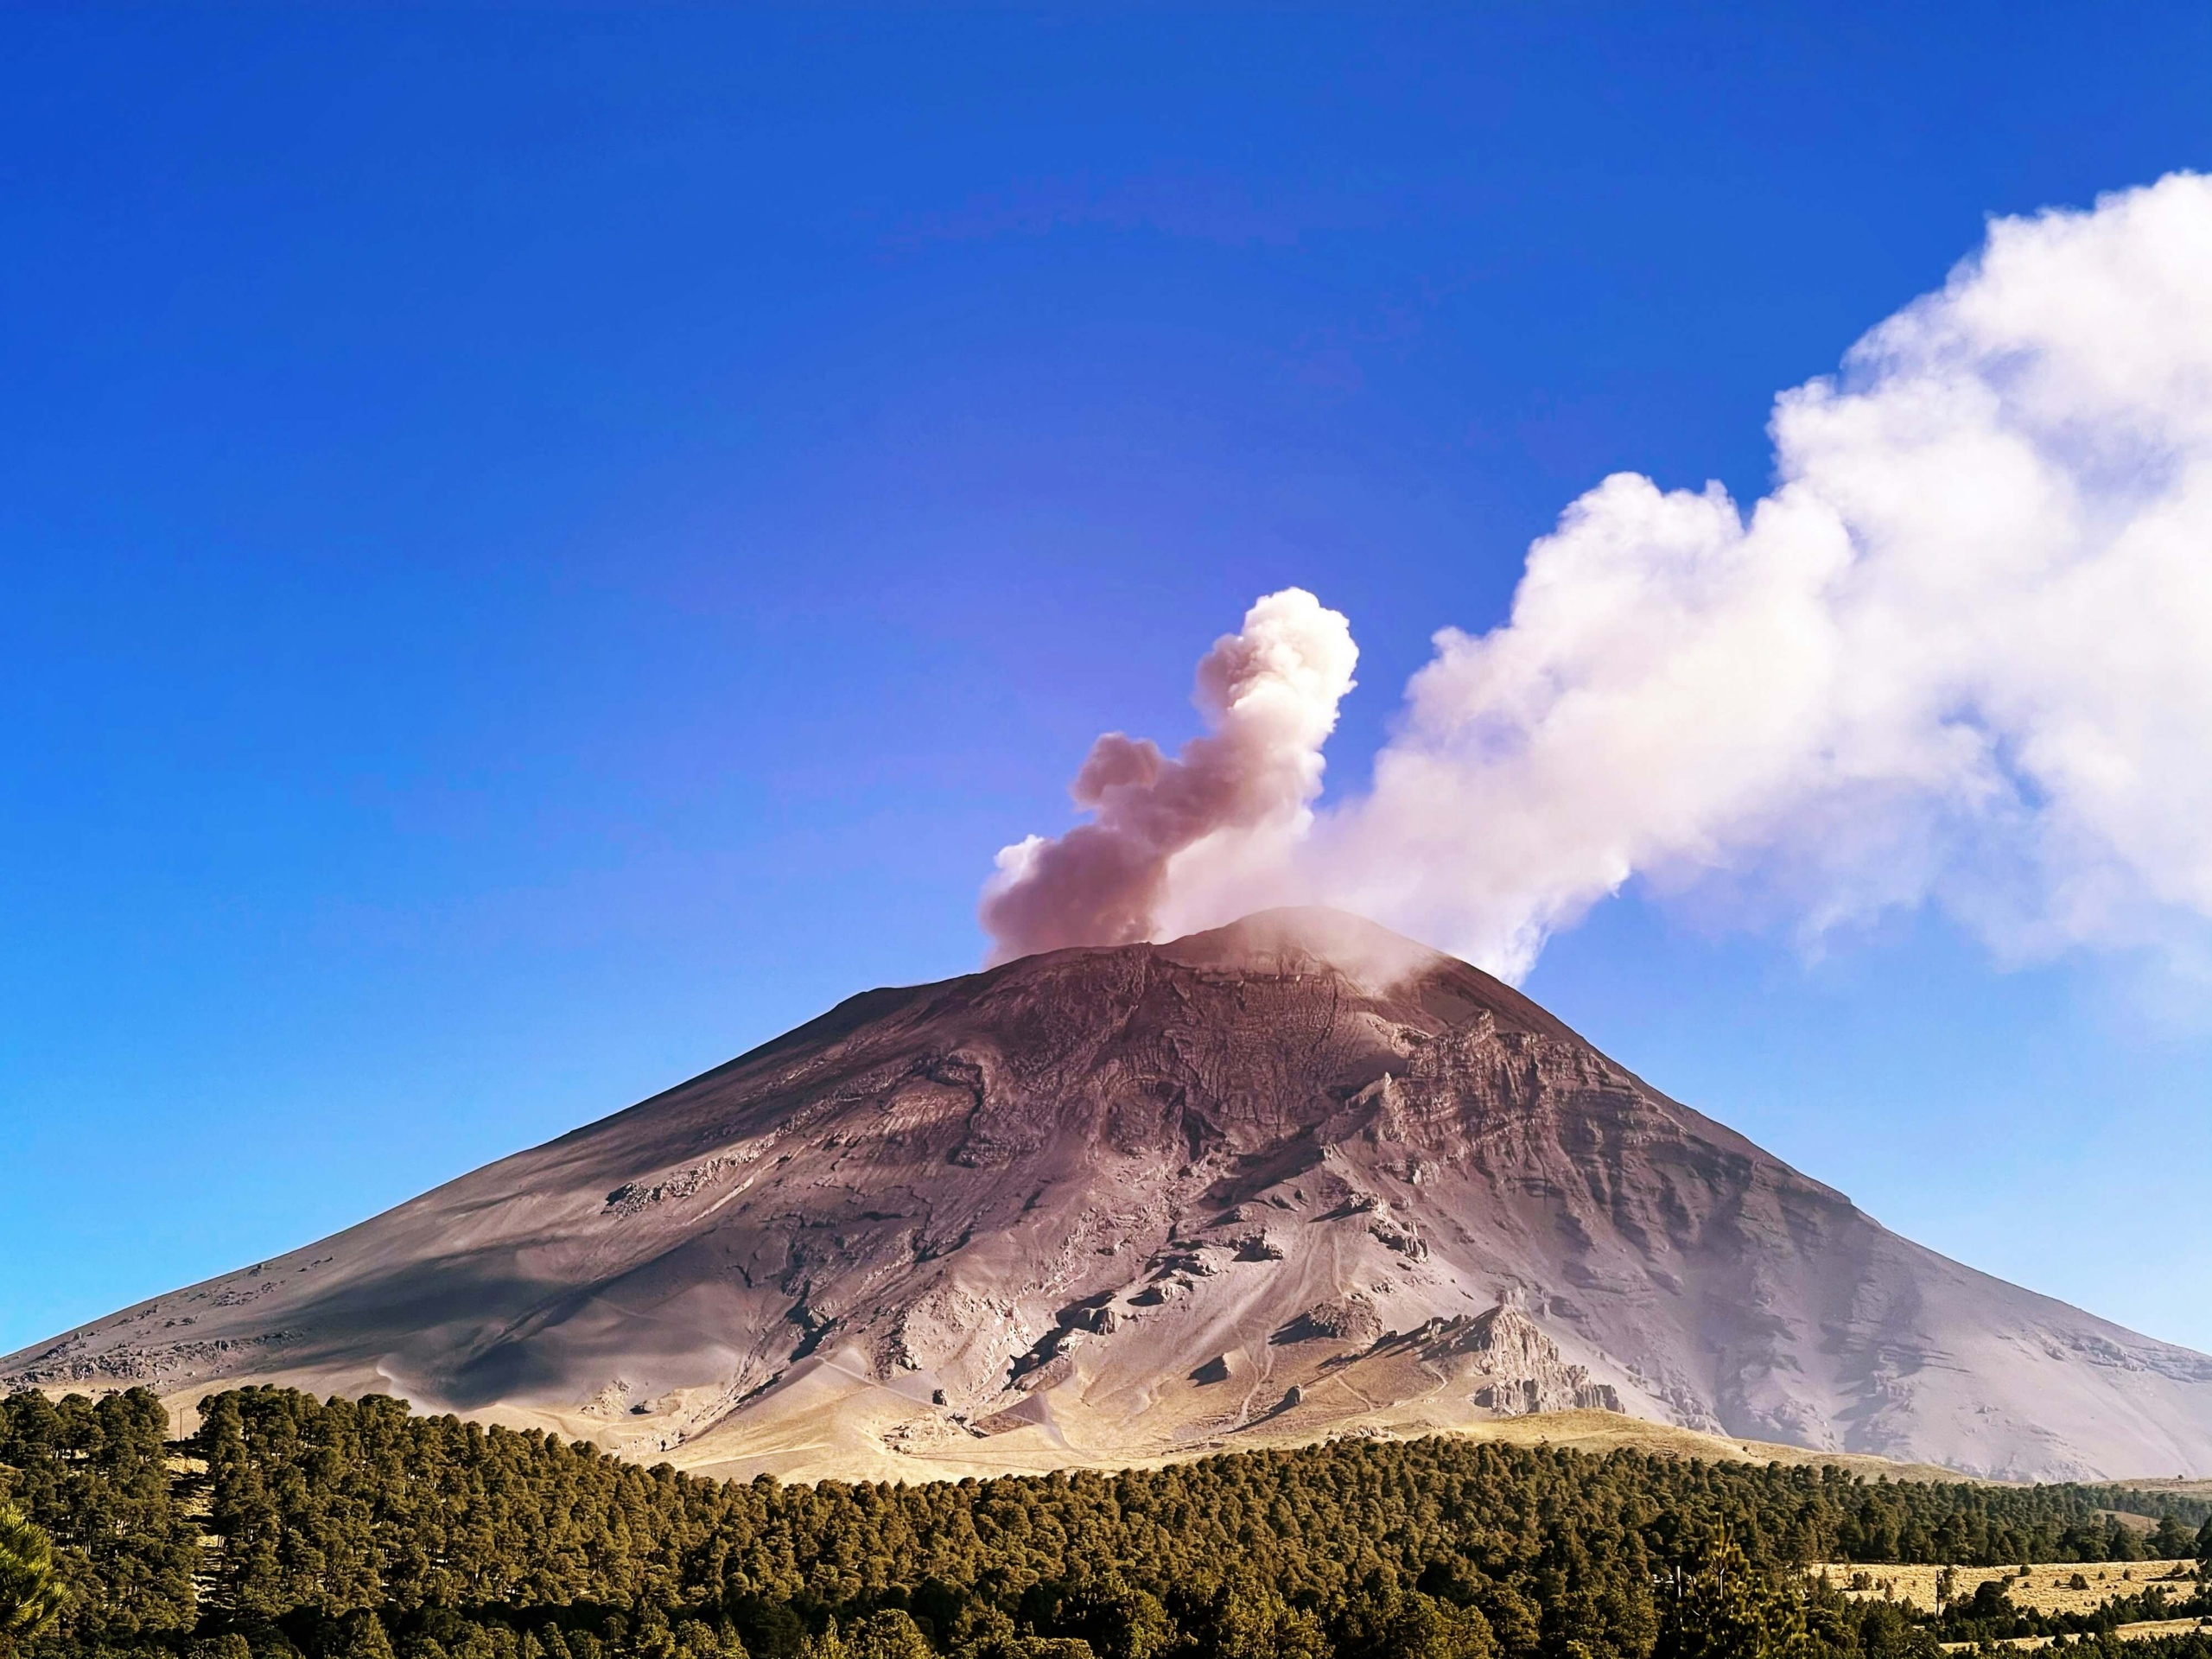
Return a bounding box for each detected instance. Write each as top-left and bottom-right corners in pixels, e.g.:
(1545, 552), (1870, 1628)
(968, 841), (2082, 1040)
(1934, 1574), (2212, 1648)
(2081, 1490), (2212, 1534)
(3, 1386), (2209, 1659)
(0, 1389), (199, 1640)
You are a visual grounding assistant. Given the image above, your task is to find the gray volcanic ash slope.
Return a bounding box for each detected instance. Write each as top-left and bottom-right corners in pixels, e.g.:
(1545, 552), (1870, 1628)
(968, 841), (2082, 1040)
(10, 908), (2210, 1484)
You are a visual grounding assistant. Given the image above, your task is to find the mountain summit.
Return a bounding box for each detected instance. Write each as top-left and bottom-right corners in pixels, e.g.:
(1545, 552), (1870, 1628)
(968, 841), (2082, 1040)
(10, 907), (2210, 1482)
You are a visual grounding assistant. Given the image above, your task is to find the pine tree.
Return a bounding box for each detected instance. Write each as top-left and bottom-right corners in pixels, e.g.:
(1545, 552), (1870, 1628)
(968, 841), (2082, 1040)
(333, 1610), (397, 1659)
(1333, 1587), (1495, 1659)
(2151, 1518), (2194, 1562)
(1655, 1529), (1806, 1659)
(1174, 1577), (1327, 1659)
(0, 1501), (67, 1653)
(1052, 1576), (1173, 1659)
(843, 1612), (932, 1659)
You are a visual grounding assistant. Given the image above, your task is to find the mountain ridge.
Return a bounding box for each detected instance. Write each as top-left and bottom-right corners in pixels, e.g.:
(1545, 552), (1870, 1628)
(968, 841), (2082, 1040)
(10, 906), (2210, 1484)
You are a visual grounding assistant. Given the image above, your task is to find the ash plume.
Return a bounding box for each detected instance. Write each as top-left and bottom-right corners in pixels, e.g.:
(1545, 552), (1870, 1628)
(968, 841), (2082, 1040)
(985, 172), (2212, 981)
(981, 588), (1357, 963)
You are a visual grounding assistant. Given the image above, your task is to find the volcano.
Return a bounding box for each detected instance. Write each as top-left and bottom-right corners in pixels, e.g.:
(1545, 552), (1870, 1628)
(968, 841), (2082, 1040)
(10, 908), (2210, 1484)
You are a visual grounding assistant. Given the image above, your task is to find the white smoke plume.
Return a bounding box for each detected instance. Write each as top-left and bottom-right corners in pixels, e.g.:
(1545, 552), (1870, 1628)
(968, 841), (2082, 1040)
(983, 174), (2212, 981)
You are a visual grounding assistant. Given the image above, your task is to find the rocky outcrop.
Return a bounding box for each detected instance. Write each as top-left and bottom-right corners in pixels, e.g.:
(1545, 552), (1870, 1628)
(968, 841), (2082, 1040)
(9, 907), (2211, 1483)
(1462, 1295), (1623, 1415)
(1279, 1297), (1385, 1347)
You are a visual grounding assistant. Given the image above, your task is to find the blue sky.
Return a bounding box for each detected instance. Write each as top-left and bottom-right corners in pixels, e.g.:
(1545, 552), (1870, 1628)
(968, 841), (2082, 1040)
(4, 4), (2209, 1357)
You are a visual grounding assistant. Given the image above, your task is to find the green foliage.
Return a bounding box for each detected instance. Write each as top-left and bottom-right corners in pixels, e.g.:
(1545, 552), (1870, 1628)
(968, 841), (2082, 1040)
(834, 1611), (931, 1659)
(1, 1501), (69, 1652)
(1045, 1580), (1171, 1659)
(162, 1384), (2194, 1624)
(1332, 1583), (1495, 1659)
(1654, 1532), (1807, 1659)
(0, 1390), (197, 1640)
(332, 1612), (395, 1659)
(1927, 1567), (2210, 1648)
(1167, 1579), (1325, 1659)
(2076, 1490), (2212, 1532)
(3, 1383), (2208, 1659)
(2152, 1518), (2196, 1561)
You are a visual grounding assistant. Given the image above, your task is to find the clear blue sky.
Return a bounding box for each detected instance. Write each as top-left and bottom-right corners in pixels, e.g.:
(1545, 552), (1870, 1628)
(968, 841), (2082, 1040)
(4, 4), (2209, 1357)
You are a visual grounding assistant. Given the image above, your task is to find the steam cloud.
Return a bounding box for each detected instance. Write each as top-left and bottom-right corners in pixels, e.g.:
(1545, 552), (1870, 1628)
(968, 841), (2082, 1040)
(982, 174), (2212, 980)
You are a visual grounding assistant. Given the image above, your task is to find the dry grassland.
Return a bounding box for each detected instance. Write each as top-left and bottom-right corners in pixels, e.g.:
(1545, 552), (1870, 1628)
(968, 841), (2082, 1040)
(1815, 1561), (2202, 1617)
(1940, 1618), (2212, 1652)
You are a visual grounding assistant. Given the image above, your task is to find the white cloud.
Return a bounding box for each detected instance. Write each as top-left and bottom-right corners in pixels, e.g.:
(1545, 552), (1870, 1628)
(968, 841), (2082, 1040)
(987, 174), (2212, 982)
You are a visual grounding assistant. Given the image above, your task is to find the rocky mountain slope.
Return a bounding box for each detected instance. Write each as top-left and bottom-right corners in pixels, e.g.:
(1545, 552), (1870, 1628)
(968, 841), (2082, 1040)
(10, 908), (2210, 1483)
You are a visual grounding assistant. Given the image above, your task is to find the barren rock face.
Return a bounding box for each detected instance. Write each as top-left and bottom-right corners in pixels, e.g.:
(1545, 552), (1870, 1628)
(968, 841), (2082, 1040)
(10, 906), (2211, 1483)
